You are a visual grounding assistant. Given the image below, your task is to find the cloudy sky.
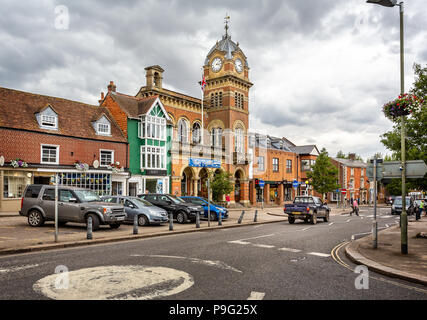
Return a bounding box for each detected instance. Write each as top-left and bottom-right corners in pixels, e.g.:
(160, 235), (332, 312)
(1, 0), (426, 160)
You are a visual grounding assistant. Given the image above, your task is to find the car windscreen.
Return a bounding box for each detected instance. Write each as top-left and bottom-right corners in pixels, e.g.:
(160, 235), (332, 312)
(74, 190), (102, 202)
(133, 198), (153, 207)
(168, 195), (186, 204)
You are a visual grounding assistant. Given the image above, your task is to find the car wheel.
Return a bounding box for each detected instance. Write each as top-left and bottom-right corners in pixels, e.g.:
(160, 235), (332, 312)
(109, 224), (121, 229)
(58, 221), (67, 226)
(288, 216), (295, 224)
(176, 211), (188, 224)
(138, 215), (149, 226)
(86, 213), (100, 231)
(323, 211), (330, 222)
(28, 210), (45, 227)
(310, 212), (317, 225)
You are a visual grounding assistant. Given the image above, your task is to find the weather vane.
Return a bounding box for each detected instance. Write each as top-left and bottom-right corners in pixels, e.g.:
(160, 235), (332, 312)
(224, 14), (230, 37)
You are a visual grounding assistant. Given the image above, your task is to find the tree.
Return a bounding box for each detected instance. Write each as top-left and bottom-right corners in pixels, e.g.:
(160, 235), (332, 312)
(380, 63), (427, 190)
(210, 170), (234, 202)
(336, 150), (346, 159)
(306, 148), (339, 201)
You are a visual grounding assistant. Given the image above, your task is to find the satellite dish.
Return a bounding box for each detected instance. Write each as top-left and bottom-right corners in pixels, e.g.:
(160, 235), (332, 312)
(0, 156), (4, 166)
(93, 160), (99, 169)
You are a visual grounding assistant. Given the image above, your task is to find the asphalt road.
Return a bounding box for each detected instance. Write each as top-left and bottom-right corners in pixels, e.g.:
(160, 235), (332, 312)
(0, 207), (426, 300)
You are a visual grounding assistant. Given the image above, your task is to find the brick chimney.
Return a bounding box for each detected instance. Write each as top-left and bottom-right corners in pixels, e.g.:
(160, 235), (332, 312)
(98, 92), (105, 105)
(107, 81), (116, 92)
(348, 153), (356, 161)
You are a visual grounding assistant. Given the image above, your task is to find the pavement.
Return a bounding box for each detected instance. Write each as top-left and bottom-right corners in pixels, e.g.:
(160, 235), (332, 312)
(0, 205), (349, 256)
(345, 215), (427, 286)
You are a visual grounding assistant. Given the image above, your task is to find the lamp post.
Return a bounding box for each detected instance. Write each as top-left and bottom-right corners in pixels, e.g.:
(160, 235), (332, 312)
(367, 0), (407, 254)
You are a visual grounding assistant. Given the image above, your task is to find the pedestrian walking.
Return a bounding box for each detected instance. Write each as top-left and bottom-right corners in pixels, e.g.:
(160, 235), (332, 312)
(351, 199), (359, 216)
(420, 200), (425, 217)
(415, 202), (421, 221)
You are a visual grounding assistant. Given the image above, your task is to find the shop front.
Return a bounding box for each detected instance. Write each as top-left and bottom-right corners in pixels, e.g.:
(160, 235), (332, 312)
(0, 168), (33, 212)
(129, 171), (169, 196)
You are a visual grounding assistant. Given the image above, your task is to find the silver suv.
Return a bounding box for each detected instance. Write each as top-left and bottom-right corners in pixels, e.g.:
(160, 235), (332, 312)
(20, 185), (126, 230)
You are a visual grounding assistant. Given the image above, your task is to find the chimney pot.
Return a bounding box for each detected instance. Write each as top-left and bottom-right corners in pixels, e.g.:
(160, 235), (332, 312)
(107, 81), (116, 92)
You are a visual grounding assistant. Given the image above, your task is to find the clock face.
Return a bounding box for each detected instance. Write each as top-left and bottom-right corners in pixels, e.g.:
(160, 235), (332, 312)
(211, 57), (222, 72)
(235, 58), (243, 73)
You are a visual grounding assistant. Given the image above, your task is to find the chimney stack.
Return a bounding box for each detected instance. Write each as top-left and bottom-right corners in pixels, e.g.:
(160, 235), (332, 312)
(107, 81), (116, 92)
(348, 153), (356, 161)
(98, 92), (105, 105)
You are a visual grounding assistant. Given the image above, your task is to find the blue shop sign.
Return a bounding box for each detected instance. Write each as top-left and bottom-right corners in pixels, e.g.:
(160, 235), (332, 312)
(189, 158), (221, 168)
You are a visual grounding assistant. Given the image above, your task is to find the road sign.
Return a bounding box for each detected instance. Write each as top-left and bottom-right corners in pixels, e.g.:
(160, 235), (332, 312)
(259, 180), (265, 188)
(341, 189), (347, 194)
(292, 180), (299, 188)
(381, 160), (427, 179)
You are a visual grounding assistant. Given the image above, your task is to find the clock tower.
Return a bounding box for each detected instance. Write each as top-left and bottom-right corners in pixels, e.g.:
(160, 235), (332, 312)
(203, 18), (253, 147)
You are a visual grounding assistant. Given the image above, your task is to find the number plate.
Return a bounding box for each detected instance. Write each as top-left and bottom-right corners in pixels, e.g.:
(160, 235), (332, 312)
(116, 216), (125, 221)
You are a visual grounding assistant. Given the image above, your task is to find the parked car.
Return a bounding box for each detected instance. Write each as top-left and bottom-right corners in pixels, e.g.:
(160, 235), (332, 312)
(101, 195), (168, 226)
(284, 196), (330, 224)
(20, 185), (126, 230)
(391, 196), (412, 215)
(180, 196), (228, 221)
(138, 194), (204, 224)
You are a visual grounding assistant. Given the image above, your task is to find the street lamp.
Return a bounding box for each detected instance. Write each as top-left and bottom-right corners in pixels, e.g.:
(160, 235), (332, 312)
(367, 0), (407, 254)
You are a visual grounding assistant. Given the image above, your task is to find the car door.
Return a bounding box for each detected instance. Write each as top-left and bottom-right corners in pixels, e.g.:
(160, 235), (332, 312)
(58, 189), (82, 222)
(314, 197), (325, 216)
(41, 188), (55, 219)
(124, 199), (139, 222)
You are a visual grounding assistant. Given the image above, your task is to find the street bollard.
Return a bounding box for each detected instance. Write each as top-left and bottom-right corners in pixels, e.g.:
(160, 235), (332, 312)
(238, 210), (245, 224)
(254, 209), (258, 222)
(196, 212), (200, 228)
(218, 211), (222, 226)
(87, 216), (93, 240)
(169, 213), (174, 231)
(133, 214), (139, 235)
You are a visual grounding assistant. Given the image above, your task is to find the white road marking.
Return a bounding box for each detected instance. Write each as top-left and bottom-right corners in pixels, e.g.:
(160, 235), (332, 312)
(386, 224), (390, 228)
(307, 252), (331, 258)
(300, 227), (311, 231)
(132, 255), (242, 273)
(228, 240), (251, 245)
(247, 291), (265, 300)
(33, 265), (194, 300)
(0, 264), (39, 273)
(381, 215), (393, 219)
(252, 244), (275, 249)
(346, 219), (351, 222)
(328, 222), (334, 226)
(278, 248), (302, 253)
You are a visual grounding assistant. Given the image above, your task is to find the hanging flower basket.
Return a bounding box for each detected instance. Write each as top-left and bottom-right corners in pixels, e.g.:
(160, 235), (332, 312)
(11, 158), (28, 168)
(107, 162), (124, 173)
(74, 160), (89, 171)
(382, 93), (423, 121)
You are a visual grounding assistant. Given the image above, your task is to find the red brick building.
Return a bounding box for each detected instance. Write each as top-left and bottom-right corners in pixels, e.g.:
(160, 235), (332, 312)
(0, 87), (129, 212)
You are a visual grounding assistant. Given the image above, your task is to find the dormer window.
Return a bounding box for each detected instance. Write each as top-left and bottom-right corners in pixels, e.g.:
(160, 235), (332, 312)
(97, 123), (111, 135)
(93, 115), (111, 136)
(41, 115), (57, 128)
(37, 105), (58, 130)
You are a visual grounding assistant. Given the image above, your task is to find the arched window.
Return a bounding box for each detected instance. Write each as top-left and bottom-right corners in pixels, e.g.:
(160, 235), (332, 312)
(192, 122), (201, 144)
(210, 128), (222, 147)
(178, 118), (189, 143)
(235, 127), (244, 152)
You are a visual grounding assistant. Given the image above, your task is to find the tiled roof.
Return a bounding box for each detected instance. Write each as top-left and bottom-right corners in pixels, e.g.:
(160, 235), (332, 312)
(332, 157), (367, 168)
(289, 145), (318, 155)
(109, 92), (158, 118)
(0, 87), (127, 142)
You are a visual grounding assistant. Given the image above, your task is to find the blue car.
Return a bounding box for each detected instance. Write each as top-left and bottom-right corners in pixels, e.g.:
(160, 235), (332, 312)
(180, 196), (228, 220)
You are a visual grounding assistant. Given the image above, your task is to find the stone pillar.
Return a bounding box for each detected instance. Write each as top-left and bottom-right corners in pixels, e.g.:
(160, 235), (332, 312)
(277, 184), (284, 205)
(240, 179), (250, 207)
(250, 181), (257, 206)
(263, 183), (270, 205)
(192, 178), (199, 197)
(171, 176), (182, 196)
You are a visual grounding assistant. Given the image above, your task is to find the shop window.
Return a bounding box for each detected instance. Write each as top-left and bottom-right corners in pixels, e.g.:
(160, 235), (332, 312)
(3, 171), (30, 199)
(58, 172), (111, 196)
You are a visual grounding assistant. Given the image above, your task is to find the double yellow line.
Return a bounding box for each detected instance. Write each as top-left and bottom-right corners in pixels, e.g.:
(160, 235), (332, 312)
(331, 241), (351, 270)
(331, 241), (427, 294)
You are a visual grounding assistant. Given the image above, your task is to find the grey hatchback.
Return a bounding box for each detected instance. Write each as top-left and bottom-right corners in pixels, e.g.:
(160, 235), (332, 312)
(101, 196), (168, 226)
